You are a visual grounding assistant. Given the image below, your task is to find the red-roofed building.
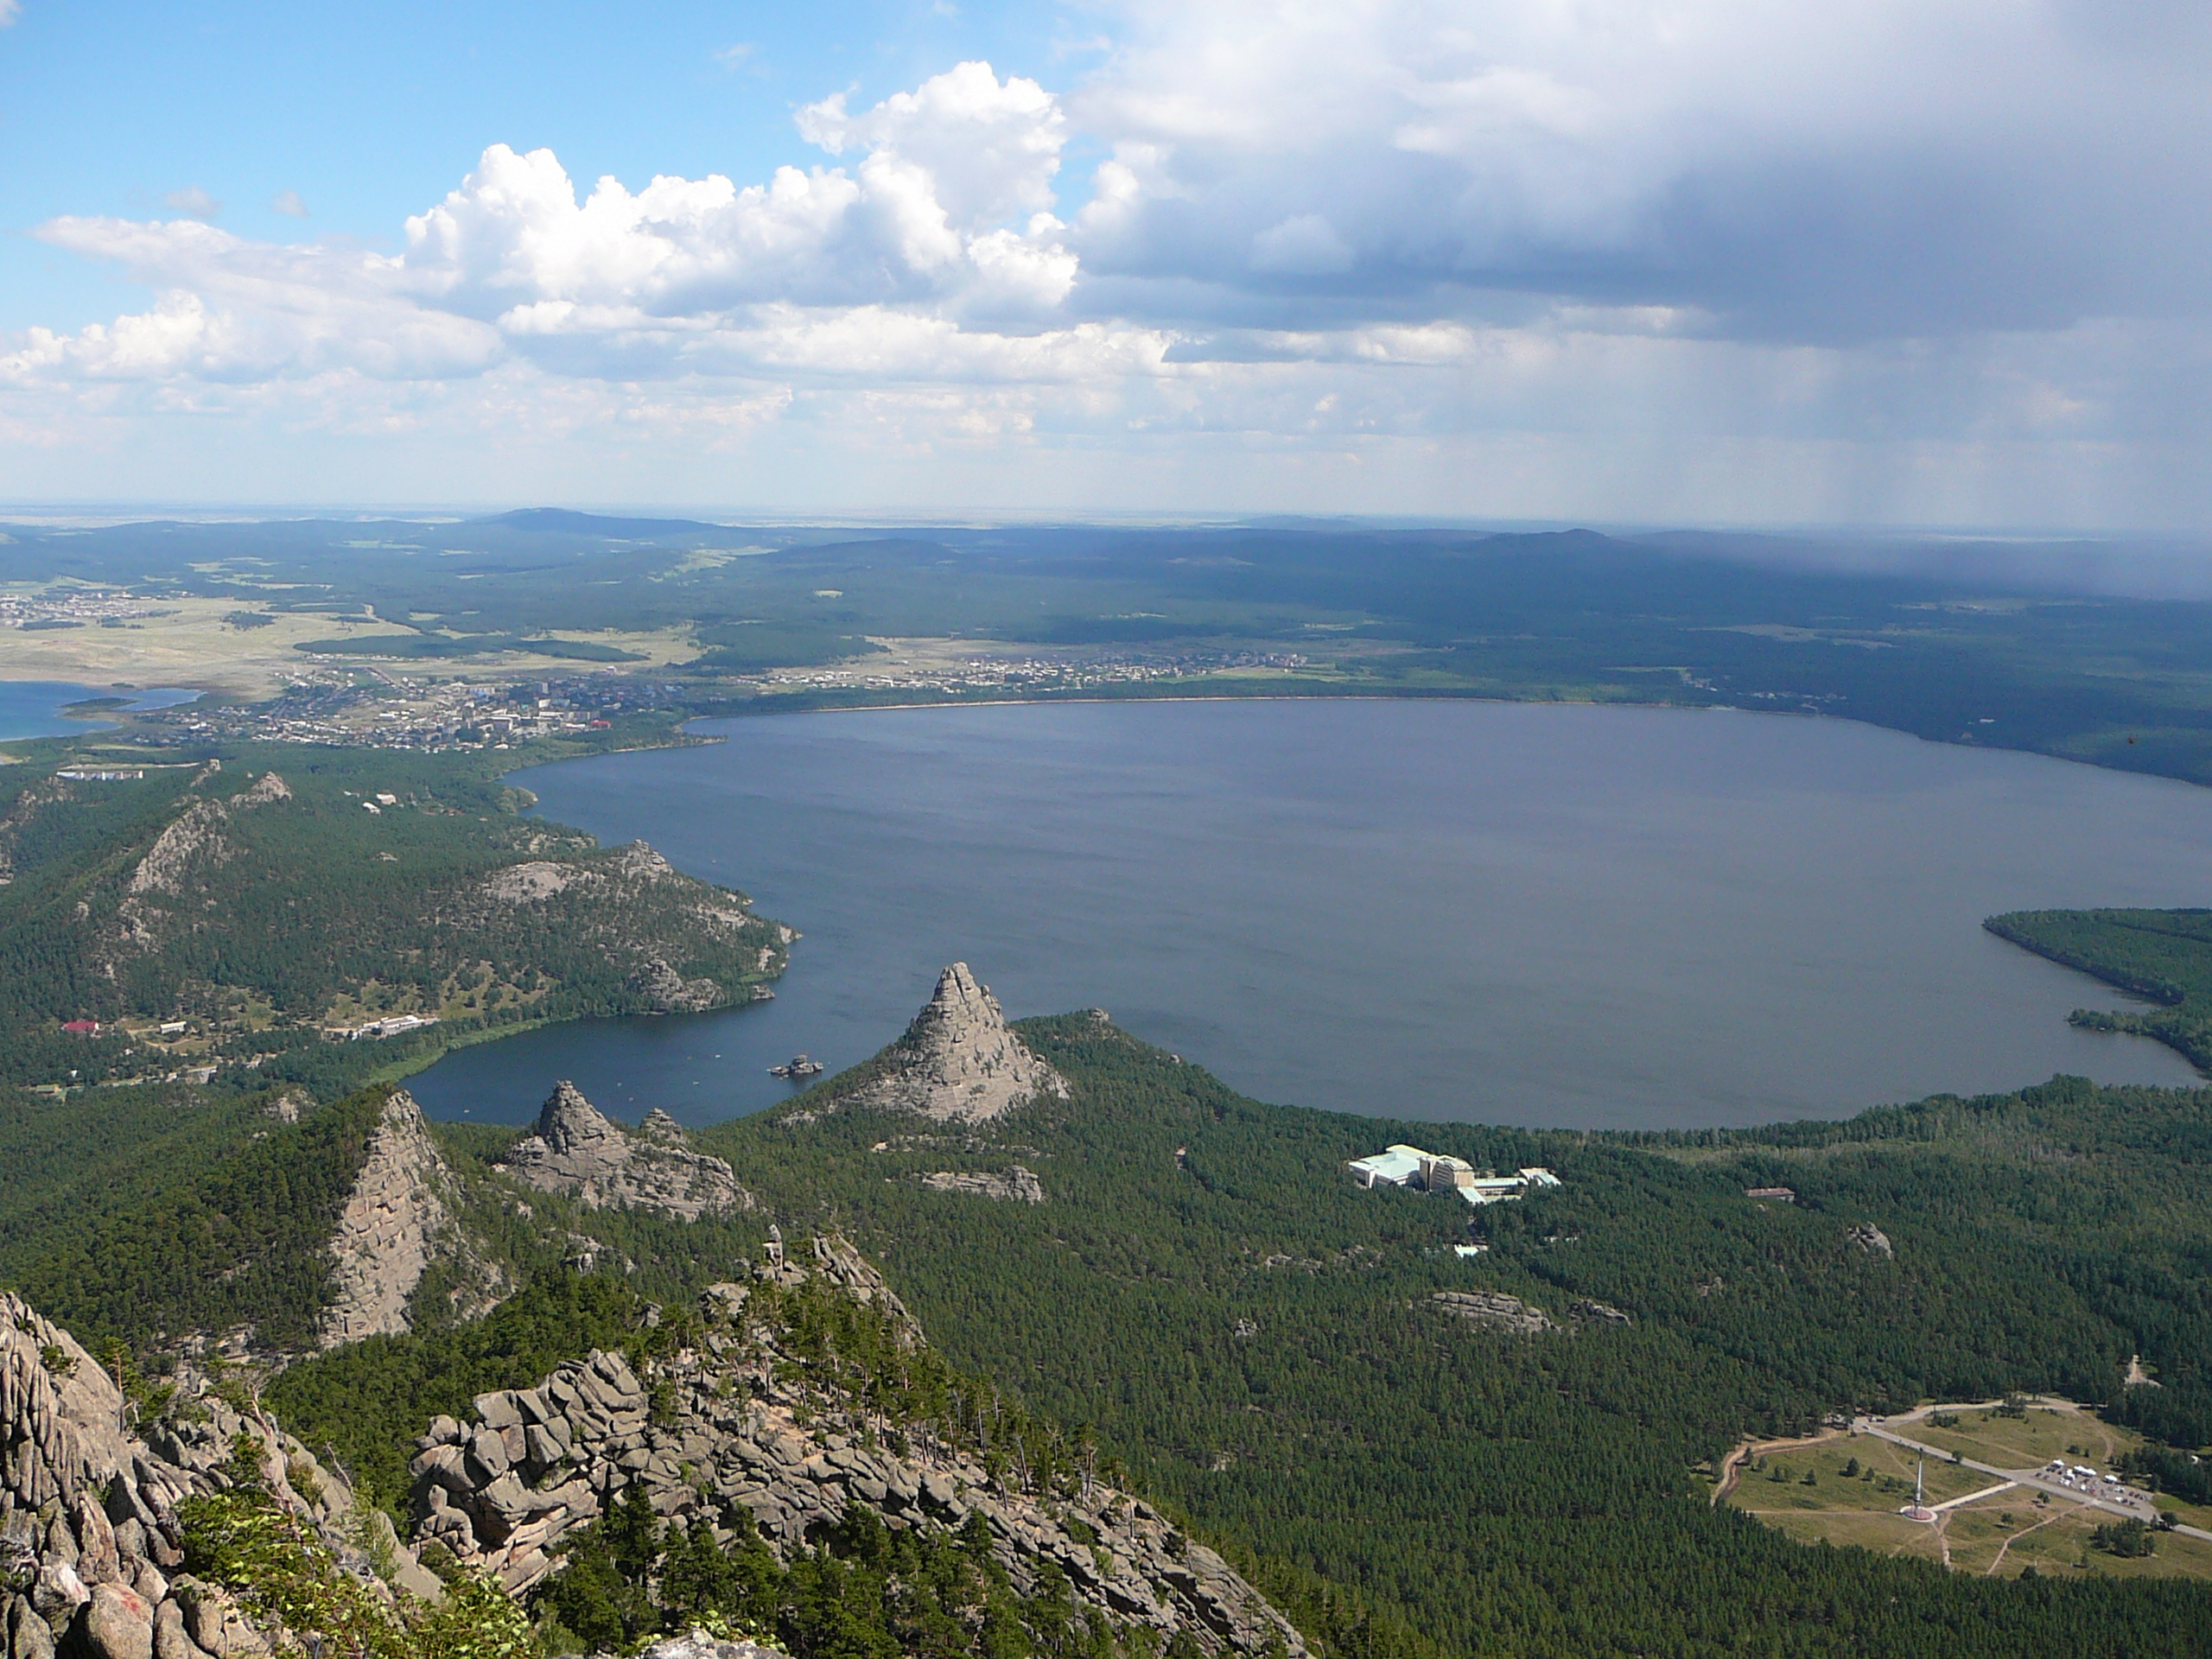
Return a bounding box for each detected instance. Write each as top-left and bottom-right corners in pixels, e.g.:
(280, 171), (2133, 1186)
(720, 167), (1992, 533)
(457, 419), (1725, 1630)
(60, 1019), (100, 1035)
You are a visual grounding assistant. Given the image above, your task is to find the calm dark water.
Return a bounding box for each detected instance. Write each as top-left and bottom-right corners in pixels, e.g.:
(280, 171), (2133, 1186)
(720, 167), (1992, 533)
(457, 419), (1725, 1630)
(409, 700), (2209, 1132)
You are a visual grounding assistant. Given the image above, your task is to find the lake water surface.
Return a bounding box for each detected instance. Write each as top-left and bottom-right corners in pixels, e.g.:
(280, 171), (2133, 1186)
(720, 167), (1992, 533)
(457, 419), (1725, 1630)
(410, 700), (2211, 1132)
(0, 682), (200, 740)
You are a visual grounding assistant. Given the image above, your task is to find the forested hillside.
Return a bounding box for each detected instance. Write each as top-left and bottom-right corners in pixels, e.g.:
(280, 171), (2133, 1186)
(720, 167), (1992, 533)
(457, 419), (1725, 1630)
(673, 1019), (2212, 1657)
(7, 980), (2212, 1653)
(0, 1077), (777, 1362)
(0, 741), (787, 1091)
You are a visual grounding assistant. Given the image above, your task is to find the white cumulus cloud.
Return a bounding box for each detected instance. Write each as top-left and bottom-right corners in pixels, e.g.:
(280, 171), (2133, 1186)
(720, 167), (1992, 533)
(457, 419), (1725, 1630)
(6, 19), (2211, 524)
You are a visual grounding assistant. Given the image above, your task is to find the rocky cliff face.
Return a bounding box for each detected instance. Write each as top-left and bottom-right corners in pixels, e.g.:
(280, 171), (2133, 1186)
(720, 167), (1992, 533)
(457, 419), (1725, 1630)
(496, 1084), (752, 1220)
(407, 1235), (1306, 1658)
(836, 965), (1069, 1126)
(917, 1167), (1046, 1204)
(320, 1090), (501, 1350)
(0, 1291), (442, 1659)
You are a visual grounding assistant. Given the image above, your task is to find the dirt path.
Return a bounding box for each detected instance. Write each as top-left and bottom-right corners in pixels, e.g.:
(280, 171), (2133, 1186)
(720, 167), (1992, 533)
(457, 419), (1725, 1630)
(1986, 1501), (2076, 1576)
(1712, 1431), (1840, 1507)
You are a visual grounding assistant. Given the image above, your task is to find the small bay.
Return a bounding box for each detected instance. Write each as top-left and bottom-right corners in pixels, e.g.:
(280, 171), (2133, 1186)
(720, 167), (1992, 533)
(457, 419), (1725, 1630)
(410, 699), (2210, 1131)
(0, 681), (199, 741)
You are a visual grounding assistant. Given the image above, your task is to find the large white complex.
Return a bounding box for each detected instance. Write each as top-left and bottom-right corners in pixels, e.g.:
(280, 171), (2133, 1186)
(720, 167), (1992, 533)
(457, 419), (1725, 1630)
(1346, 1145), (1560, 1205)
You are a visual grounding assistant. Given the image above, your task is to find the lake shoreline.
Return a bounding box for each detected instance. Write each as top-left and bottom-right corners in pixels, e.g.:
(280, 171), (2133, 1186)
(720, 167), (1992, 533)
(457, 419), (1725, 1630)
(409, 698), (2209, 1134)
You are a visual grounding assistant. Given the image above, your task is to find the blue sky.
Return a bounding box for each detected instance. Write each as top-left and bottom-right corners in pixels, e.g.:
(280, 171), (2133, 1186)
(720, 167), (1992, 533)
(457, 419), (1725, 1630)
(3, 2), (1083, 327)
(3, 2), (2209, 526)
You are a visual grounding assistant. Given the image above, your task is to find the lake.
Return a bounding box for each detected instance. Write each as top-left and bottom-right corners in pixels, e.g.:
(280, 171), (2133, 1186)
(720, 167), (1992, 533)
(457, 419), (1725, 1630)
(0, 681), (200, 740)
(408, 699), (2210, 1132)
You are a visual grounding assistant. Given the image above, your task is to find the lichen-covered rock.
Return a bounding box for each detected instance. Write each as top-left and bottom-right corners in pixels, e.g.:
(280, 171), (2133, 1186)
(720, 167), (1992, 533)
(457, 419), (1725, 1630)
(149, 1597), (208, 1659)
(11, 1595), (60, 1659)
(77, 1581), (155, 1659)
(495, 1084), (751, 1219)
(837, 965), (1069, 1125)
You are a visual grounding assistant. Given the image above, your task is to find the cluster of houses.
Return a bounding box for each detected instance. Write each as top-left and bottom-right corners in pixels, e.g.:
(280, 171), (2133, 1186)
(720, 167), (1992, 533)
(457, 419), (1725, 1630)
(1347, 1144), (1562, 1205)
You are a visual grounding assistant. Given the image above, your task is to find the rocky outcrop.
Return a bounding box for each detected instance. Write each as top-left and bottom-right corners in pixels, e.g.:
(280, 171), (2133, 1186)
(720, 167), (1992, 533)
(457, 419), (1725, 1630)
(625, 959), (723, 1014)
(0, 1294), (130, 1515)
(1846, 1222), (1893, 1257)
(1429, 1291), (1557, 1335)
(1, 1293), (445, 1659)
(126, 801), (232, 898)
(409, 1236), (1306, 1657)
(482, 861), (576, 904)
(463, 841), (777, 1015)
(495, 1084), (751, 1220)
(109, 779), (293, 961)
(639, 1633), (793, 1659)
(319, 1091), (493, 1350)
(838, 965), (1069, 1125)
(918, 1166), (1046, 1204)
(228, 773), (290, 809)
(1569, 1298), (1631, 1326)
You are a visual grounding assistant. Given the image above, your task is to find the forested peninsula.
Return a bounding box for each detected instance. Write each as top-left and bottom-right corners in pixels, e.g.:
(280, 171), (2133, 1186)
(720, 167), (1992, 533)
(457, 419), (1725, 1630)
(0, 726), (785, 1095)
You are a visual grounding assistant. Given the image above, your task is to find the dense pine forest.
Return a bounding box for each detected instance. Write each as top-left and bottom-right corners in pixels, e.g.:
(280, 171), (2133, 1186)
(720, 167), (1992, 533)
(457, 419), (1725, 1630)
(12, 1014), (2204, 1656)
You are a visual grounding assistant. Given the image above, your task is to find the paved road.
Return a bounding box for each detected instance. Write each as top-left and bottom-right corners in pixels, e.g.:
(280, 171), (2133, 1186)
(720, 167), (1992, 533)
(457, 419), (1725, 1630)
(1853, 1417), (2212, 1545)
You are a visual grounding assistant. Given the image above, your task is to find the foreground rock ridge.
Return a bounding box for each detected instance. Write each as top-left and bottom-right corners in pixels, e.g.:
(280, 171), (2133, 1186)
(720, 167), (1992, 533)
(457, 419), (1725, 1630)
(839, 964), (1070, 1125)
(496, 1081), (753, 1219)
(0, 1290), (443, 1659)
(321, 1090), (499, 1349)
(408, 1235), (1306, 1657)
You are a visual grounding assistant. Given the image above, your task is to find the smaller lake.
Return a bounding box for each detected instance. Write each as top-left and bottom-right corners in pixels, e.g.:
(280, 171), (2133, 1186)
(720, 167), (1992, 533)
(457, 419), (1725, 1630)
(0, 682), (200, 740)
(410, 700), (2210, 1134)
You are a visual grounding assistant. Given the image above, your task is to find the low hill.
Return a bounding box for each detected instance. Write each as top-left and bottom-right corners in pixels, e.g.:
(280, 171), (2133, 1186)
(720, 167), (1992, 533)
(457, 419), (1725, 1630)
(0, 752), (788, 1092)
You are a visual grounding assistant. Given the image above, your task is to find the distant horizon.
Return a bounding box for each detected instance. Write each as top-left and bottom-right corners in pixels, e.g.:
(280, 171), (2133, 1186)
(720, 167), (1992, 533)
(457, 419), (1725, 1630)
(8, 505), (2212, 601)
(3, 501), (2209, 543)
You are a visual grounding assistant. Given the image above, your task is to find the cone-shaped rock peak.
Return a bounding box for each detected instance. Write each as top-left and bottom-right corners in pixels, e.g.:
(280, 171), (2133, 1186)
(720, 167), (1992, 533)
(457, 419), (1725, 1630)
(844, 963), (1070, 1124)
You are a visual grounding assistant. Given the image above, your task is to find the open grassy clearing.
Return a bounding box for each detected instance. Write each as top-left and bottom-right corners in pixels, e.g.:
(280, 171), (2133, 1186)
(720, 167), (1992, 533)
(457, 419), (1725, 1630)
(1725, 1412), (2212, 1580)
(1902, 1401), (2131, 1471)
(0, 598), (700, 698)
